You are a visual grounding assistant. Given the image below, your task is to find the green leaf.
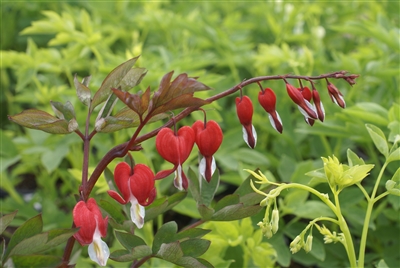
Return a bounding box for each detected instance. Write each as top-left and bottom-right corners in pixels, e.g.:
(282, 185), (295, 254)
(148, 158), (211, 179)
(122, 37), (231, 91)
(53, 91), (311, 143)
(391, 168), (400, 183)
(0, 211), (17, 235)
(12, 255), (61, 267)
(8, 109), (70, 134)
(366, 124), (389, 157)
(387, 147), (400, 163)
(152, 221), (178, 254)
(291, 201), (335, 219)
(115, 231), (147, 250)
(176, 228), (211, 241)
(4, 214), (43, 260)
(110, 245), (153, 261)
(211, 203), (262, 221)
(99, 199), (126, 223)
(198, 204), (214, 220)
(188, 167), (220, 207)
(180, 239), (210, 257)
(213, 194), (240, 212)
(347, 148), (365, 167)
(176, 256), (211, 268)
(9, 228), (76, 256)
(50, 101), (75, 121)
(376, 259), (389, 268)
(74, 74), (91, 106)
(91, 57), (140, 111)
(157, 241), (184, 262)
(145, 191), (187, 222)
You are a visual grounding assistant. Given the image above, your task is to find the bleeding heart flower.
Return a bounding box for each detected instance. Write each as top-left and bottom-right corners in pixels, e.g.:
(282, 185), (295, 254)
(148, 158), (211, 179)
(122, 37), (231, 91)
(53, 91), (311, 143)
(108, 162), (156, 229)
(192, 120), (223, 182)
(155, 126), (195, 190)
(312, 88), (325, 121)
(326, 81), (346, 108)
(236, 95), (257, 148)
(73, 198), (109, 266)
(297, 86), (315, 126)
(286, 82), (318, 120)
(258, 87), (283, 133)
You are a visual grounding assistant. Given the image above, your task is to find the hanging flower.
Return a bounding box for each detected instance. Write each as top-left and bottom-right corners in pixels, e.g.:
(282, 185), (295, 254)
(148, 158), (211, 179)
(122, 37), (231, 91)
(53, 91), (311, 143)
(258, 87), (283, 133)
(155, 126), (195, 190)
(236, 95), (257, 148)
(73, 198), (109, 266)
(297, 86), (315, 126)
(312, 87), (325, 121)
(107, 162), (156, 229)
(192, 120), (223, 182)
(285, 82), (318, 120)
(326, 80), (346, 108)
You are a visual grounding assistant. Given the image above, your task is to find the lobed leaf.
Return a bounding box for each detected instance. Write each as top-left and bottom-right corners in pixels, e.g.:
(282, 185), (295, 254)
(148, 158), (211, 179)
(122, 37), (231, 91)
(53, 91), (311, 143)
(12, 255), (61, 268)
(110, 245), (152, 262)
(8, 109), (70, 134)
(180, 239), (210, 258)
(211, 204), (262, 221)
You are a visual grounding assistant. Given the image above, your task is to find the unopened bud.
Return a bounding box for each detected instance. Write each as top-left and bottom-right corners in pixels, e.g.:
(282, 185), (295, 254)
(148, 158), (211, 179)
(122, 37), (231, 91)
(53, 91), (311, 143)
(271, 209), (279, 234)
(290, 235), (303, 254)
(304, 235), (313, 253)
(68, 118), (79, 132)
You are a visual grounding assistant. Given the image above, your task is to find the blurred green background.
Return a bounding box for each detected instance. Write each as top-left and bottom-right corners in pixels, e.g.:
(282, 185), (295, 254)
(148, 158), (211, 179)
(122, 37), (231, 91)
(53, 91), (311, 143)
(1, 1), (399, 267)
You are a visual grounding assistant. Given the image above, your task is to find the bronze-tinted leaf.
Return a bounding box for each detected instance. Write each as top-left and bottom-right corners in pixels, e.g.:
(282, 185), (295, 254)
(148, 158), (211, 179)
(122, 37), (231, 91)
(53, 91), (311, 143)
(50, 101), (75, 121)
(149, 72), (211, 115)
(151, 94), (210, 116)
(74, 74), (91, 106)
(8, 109), (70, 134)
(112, 87), (151, 117)
(90, 56), (140, 112)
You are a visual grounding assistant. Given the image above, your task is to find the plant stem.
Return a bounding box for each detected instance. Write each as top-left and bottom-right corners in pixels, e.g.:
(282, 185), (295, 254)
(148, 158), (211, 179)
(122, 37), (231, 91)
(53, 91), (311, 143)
(358, 161), (388, 267)
(334, 192), (357, 267)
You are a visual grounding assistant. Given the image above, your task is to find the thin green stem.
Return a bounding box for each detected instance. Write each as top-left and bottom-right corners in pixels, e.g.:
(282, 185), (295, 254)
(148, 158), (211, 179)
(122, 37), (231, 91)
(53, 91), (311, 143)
(356, 183), (371, 202)
(334, 192), (357, 267)
(358, 162), (388, 267)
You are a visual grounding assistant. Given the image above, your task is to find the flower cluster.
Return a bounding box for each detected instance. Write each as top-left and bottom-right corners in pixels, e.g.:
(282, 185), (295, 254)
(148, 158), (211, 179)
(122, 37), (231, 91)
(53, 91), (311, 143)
(235, 79), (345, 148)
(155, 119), (223, 190)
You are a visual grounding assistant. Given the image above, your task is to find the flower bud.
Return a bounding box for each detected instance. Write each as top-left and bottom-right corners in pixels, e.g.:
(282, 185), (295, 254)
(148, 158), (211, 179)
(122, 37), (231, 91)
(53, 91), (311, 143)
(290, 235), (303, 254)
(236, 96), (257, 148)
(271, 209), (279, 234)
(326, 81), (346, 108)
(304, 234), (313, 253)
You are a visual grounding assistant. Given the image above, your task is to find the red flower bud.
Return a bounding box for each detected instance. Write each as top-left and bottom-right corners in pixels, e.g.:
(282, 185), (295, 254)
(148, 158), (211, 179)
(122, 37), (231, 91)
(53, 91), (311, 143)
(192, 120), (223, 182)
(312, 88), (325, 121)
(155, 126), (195, 190)
(286, 82), (318, 119)
(327, 81), (346, 108)
(258, 88), (283, 133)
(298, 86), (315, 126)
(236, 96), (257, 148)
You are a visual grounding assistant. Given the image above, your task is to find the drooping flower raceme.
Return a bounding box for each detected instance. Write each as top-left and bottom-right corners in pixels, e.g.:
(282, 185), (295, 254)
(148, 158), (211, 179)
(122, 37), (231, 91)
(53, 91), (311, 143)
(258, 87), (283, 133)
(192, 120), (223, 182)
(108, 162), (156, 229)
(155, 126), (195, 190)
(73, 198), (109, 266)
(236, 95), (257, 149)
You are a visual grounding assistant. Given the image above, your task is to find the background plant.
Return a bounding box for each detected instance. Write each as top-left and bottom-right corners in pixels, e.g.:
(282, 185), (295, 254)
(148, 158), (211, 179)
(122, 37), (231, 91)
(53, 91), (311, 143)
(1, 1), (399, 267)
